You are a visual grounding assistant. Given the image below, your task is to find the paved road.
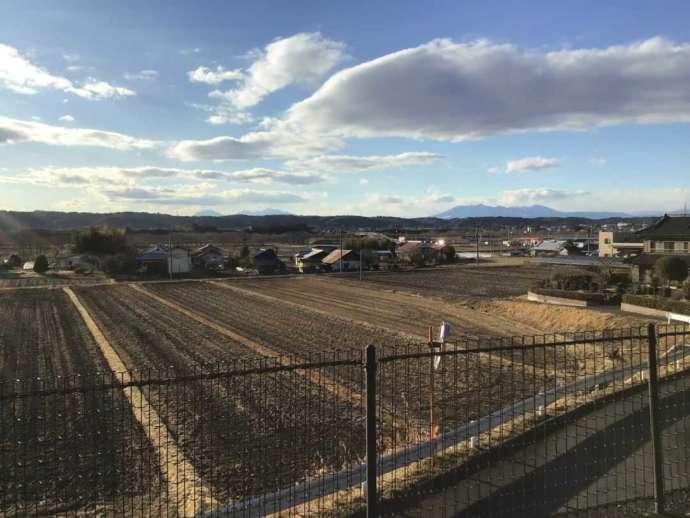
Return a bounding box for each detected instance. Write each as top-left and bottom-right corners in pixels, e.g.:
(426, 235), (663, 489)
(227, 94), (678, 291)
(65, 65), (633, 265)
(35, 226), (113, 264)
(393, 371), (690, 517)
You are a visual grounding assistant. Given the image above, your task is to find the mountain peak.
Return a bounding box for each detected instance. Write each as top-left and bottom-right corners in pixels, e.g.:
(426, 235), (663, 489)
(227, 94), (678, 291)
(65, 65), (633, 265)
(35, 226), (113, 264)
(435, 204), (628, 219)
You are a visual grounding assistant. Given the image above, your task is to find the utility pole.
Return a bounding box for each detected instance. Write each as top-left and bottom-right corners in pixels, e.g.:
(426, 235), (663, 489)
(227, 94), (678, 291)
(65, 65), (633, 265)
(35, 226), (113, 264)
(475, 226), (480, 265)
(168, 228), (173, 280)
(359, 238), (363, 281)
(339, 228), (343, 273)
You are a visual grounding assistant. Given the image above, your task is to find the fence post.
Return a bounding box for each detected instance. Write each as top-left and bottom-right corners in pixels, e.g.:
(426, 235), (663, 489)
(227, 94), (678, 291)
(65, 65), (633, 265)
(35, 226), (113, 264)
(646, 323), (665, 514)
(365, 344), (378, 518)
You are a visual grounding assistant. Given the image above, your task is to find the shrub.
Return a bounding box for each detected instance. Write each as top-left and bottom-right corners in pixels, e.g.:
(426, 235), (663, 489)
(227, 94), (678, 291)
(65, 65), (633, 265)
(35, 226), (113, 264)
(622, 294), (690, 314)
(545, 270), (597, 291)
(4, 254), (22, 269)
(654, 256), (689, 285)
(408, 249), (426, 268)
(73, 227), (129, 255)
(33, 255), (49, 273)
(101, 253), (138, 275)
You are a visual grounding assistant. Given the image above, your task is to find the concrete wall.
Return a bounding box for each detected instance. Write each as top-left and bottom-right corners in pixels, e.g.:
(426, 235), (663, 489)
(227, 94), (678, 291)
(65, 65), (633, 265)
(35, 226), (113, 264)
(527, 291), (589, 308)
(620, 302), (667, 319)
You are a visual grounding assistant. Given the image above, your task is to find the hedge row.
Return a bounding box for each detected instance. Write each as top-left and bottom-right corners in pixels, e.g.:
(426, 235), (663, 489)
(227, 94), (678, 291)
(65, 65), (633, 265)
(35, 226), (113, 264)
(622, 294), (690, 315)
(530, 288), (618, 304)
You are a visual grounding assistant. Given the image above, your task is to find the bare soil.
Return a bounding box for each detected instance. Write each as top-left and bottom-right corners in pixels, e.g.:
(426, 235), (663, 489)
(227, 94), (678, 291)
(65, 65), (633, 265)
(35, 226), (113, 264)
(0, 289), (161, 515)
(147, 281), (551, 439)
(73, 284), (366, 503)
(332, 264), (556, 301)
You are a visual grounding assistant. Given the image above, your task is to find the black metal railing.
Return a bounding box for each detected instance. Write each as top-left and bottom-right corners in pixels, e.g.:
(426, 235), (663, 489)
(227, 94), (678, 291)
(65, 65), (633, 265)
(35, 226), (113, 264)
(1, 324), (690, 517)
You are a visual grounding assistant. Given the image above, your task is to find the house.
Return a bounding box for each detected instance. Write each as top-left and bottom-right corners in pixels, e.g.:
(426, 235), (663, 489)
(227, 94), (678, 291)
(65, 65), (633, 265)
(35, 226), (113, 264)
(192, 244), (225, 271)
(530, 239), (582, 257)
(636, 214), (690, 255)
(23, 261), (35, 271)
(322, 249), (361, 272)
(629, 254), (690, 285)
(432, 242), (455, 264)
(53, 252), (98, 271)
(295, 248), (328, 273)
(138, 244), (192, 274)
(518, 235), (541, 247)
(373, 250), (397, 270)
(397, 241), (435, 265)
(598, 231), (644, 258)
(253, 248), (285, 274)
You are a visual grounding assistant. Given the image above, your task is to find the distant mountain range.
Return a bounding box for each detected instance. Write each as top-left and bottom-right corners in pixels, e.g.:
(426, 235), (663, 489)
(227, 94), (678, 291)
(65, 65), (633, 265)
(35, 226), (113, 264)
(235, 208), (294, 216)
(193, 209), (224, 217)
(435, 204), (634, 219)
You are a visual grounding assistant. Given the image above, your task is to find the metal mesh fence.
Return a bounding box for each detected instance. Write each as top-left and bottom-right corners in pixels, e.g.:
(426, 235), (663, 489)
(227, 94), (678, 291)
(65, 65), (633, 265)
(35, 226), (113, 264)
(1, 325), (690, 517)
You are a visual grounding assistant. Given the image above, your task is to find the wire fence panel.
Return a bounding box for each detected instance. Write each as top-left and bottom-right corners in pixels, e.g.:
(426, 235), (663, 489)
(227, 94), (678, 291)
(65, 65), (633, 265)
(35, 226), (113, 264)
(2, 325), (690, 517)
(375, 325), (690, 517)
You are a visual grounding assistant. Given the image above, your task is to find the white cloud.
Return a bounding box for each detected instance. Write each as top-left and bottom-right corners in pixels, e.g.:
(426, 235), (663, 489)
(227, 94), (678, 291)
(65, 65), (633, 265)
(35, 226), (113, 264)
(505, 156), (560, 173)
(124, 69), (159, 81)
(103, 185), (308, 205)
(2, 165), (324, 188)
(191, 33), (346, 125)
(188, 66), (244, 85)
(0, 43), (135, 99)
(207, 111), (254, 126)
(286, 37), (690, 140)
(168, 119), (340, 160)
(287, 151), (441, 173)
(209, 32), (347, 110)
(355, 189), (456, 217)
(208, 168), (324, 185)
(0, 116), (158, 150)
(497, 188), (587, 206)
(359, 178), (369, 185)
(58, 115), (75, 123)
(590, 157), (608, 166)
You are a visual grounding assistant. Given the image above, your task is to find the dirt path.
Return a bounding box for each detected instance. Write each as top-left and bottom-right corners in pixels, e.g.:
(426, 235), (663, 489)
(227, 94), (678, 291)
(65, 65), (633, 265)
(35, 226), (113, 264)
(64, 287), (218, 517)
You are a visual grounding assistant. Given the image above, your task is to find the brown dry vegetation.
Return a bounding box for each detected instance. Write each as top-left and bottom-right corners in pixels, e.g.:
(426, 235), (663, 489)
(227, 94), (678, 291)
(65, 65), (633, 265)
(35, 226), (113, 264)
(477, 298), (647, 333)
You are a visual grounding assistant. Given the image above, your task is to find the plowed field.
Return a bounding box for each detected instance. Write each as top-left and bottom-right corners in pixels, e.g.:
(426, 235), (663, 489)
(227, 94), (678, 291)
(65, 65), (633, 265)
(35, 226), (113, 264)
(73, 285), (366, 503)
(0, 289), (161, 515)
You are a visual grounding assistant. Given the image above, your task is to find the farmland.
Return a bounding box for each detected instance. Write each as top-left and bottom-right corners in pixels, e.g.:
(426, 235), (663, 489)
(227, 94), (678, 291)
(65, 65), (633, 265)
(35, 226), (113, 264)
(334, 264), (558, 301)
(0, 289), (160, 514)
(0, 265), (650, 514)
(73, 285), (366, 504)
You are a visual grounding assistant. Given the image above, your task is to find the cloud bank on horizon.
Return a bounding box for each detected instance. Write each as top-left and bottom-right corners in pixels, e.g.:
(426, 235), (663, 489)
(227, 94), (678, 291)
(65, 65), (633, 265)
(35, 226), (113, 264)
(1, 3), (690, 217)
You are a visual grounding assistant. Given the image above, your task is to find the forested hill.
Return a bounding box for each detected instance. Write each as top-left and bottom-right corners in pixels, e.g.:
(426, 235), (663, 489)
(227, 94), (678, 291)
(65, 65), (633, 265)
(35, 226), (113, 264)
(0, 210), (652, 234)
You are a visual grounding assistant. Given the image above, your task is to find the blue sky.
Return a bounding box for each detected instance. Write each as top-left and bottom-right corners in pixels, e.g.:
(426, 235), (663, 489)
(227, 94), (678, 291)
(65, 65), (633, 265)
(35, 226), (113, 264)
(1, 0), (690, 216)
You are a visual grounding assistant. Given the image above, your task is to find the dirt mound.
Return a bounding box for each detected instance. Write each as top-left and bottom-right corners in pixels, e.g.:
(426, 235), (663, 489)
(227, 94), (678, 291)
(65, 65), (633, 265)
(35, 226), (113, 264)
(475, 299), (647, 333)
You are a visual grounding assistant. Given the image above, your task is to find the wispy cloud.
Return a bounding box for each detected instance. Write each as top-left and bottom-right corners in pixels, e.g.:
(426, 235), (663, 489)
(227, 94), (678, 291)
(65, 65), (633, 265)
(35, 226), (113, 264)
(189, 32), (347, 125)
(505, 156), (560, 173)
(287, 151), (441, 173)
(188, 66), (243, 85)
(0, 116), (158, 150)
(0, 43), (134, 99)
(124, 69), (159, 81)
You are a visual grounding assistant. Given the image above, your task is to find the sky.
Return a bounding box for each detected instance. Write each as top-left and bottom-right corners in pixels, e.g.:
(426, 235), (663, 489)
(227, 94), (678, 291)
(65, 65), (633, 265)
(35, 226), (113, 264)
(1, 0), (690, 217)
